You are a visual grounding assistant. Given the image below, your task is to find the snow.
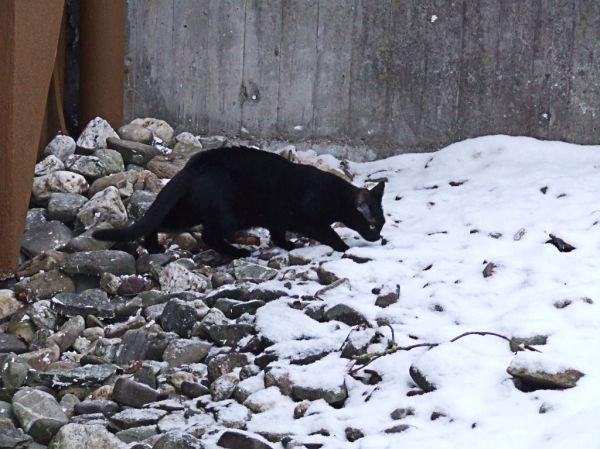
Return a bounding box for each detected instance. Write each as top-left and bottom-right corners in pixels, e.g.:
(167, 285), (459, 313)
(245, 136), (600, 448)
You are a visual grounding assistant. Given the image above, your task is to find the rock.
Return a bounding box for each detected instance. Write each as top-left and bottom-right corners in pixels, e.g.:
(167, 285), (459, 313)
(384, 424), (410, 434)
(154, 431), (205, 449)
(316, 265), (340, 285)
(44, 135), (76, 161)
(21, 221), (73, 257)
(0, 290), (21, 321)
(35, 155), (65, 176)
(24, 208), (48, 232)
(127, 190), (156, 221)
(199, 135), (227, 149)
(129, 118), (174, 144)
(291, 382), (348, 406)
(0, 334), (27, 354)
(162, 339), (211, 367)
(65, 150), (123, 180)
(114, 329), (174, 364)
(62, 250), (136, 277)
(48, 423), (126, 449)
(74, 400), (119, 416)
(345, 427), (364, 442)
(17, 250), (66, 278)
(0, 354), (29, 389)
(12, 388), (68, 443)
(110, 408), (167, 429)
(211, 373), (239, 401)
(390, 407), (415, 420)
(324, 304), (368, 326)
(408, 365), (437, 392)
(47, 193), (88, 223)
(180, 381), (210, 398)
(88, 170), (139, 198)
(375, 284), (400, 308)
(160, 299), (202, 338)
(244, 386), (284, 413)
(232, 260), (277, 283)
(206, 323), (255, 347)
(111, 377), (159, 408)
(75, 186), (128, 230)
(507, 355), (584, 391)
(146, 153), (189, 178)
(117, 124), (153, 144)
(14, 269), (74, 301)
(115, 425), (158, 444)
(34, 364), (117, 388)
(104, 315), (147, 338)
(64, 225), (116, 252)
(482, 262), (496, 278)
(19, 345), (60, 371)
(32, 171), (89, 205)
(106, 137), (162, 166)
(52, 289), (116, 318)
(208, 353), (250, 382)
(217, 431), (273, 449)
(546, 234), (576, 253)
(45, 315), (85, 352)
(159, 263), (209, 294)
(76, 117), (119, 153)
(59, 394), (80, 418)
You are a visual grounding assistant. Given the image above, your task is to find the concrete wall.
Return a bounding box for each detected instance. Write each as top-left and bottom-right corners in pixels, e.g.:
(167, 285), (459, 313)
(124, 0), (600, 156)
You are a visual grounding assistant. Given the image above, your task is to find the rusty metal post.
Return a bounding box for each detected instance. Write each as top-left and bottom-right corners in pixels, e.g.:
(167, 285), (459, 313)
(79, 0), (125, 130)
(0, 0), (65, 280)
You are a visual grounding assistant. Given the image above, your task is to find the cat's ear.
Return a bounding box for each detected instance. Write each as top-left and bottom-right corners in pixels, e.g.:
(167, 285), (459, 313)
(370, 181), (385, 202)
(356, 189), (374, 221)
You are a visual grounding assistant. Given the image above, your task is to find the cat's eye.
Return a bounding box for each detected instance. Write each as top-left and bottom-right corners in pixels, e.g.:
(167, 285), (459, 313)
(369, 224), (376, 230)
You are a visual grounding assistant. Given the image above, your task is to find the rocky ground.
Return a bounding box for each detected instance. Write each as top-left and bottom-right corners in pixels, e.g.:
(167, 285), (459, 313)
(0, 121), (590, 449)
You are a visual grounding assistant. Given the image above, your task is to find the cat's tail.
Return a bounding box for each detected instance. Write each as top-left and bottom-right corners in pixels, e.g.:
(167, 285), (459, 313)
(92, 173), (187, 243)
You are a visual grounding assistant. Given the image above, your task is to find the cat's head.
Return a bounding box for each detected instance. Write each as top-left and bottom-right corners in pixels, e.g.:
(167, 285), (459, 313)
(353, 181), (385, 242)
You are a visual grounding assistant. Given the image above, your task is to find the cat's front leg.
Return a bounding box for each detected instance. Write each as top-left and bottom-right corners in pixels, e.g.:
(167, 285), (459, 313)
(202, 227), (251, 258)
(304, 226), (349, 253)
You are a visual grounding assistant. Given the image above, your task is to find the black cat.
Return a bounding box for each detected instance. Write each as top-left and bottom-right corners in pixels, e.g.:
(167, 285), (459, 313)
(93, 146), (385, 257)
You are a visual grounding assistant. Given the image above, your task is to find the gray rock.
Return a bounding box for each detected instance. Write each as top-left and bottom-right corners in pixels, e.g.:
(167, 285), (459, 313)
(375, 285), (400, 308)
(159, 263), (209, 294)
(44, 135), (76, 161)
(180, 381), (210, 398)
(47, 193), (88, 223)
(106, 137), (162, 166)
(64, 153), (112, 179)
(232, 260), (277, 283)
(199, 135), (227, 149)
(324, 304), (368, 326)
(34, 364), (117, 388)
(162, 339), (211, 367)
(111, 377), (160, 408)
(115, 425), (158, 444)
(230, 300), (266, 319)
(59, 394), (80, 419)
(114, 329), (174, 365)
(117, 124), (153, 144)
(45, 314), (85, 351)
(69, 413), (109, 427)
(217, 431), (273, 449)
(0, 354), (29, 389)
(345, 427), (364, 442)
(75, 186), (128, 230)
(408, 365), (437, 392)
(160, 299), (201, 338)
(154, 431), (205, 449)
(88, 170), (139, 199)
(62, 250), (136, 277)
(0, 289), (21, 321)
(291, 382), (348, 406)
(76, 117), (119, 153)
(48, 423), (126, 449)
(35, 155), (65, 176)
(52, 289), (116, 318)
(0, 421), (33, 448)
(129, 118), (174, 144)
(316, 265), (340, 285)
(15, 269), (75, 301)
(146, 153), (189, 179)
(207, 324), (255, 347)
(175, 132), (203, 148)
(12, 388), (68, 443)
(127, 190), (156, 221)
(24, 208), (48, 232)
(507, 362), (584, 391)
(64, 225), (115, 252)
(136, 253), (172, 274)
(390, 407), (415, 420)
(74, 400), (119, 417)
(0, 334), (27, 354)
(21, 221), (73, 257)
(207, 353), (250, 382)
(211, 373), (239, 401)
(110, 408), (167, 429)
(31, 171), (89, 205)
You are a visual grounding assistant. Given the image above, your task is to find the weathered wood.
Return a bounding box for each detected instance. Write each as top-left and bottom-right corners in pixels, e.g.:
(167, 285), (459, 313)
(124, 0), (600, 155)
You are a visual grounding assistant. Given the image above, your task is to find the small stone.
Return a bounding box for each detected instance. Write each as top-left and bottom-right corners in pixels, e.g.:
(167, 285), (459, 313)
(293, 401), (311, 419)
(291, 383), (348, 406)
(65, 224), (116, 252)
(384, 424), (410, 434)
(62, 250), (136, 277)
(12, 388), (68, 443)
(181, 381), (210, 398)
(107, 137), (163, 166)
(0, 289), (21, 321)
(483, 262), (496, 278)
(207, 353), (250, 382)
(52, 289), (115, 318)
(206, 323), (255, 347)
(211, 373), (240, 401)
(154, 431), (205, 449)
(345, 427), (364, 442)
(48, 423), (126, 449)
(117, 124), (153, 144)
(74, 399), (120, 416)
(75, 186), (128, 230)
(114, 329), (174, 365)
(32, 171), (89, 205)
(324, 304), (368, 326)
(214, 402), (252, 430)
(21, 221), (73, 257)
(316, 265), (339, 285)
(104, 315), (147, 338)
(0, 354), (29, 388)
(48, 192), (88, 223)
(115, 425), (158, 444)
(130, 118), (174, 144)
(110, 408), (167, 429)
(111, 377), (160, 408)
(24, 208), (48, 232)
(507, 360), (584, 391)
(76, 117), (119, 153)
(546, 234), (576, 252)
(133, 169), (163, 193)
(162, 339), (211, 367)
(35, 364), (117, 388)
(44, 135), (76, 161)
(127, 190), (157, 221)
(232, 260), (278, 283)
(59, 393), (80, 418)
(199, 135), (227, 149)
(408, 365), (436, 392)
(243, 386), (284, 413)
(65, 149), (124, 180)
(45, 315), (85, 352)
(159, 262), (209, 294)
(35, 155), (65, 176)
(390, 407), (415, 420)
(15, 269), (74, 302)
(375, 284), (400, 308)
(147, 153), (189, 178)
(88, 170), (139, 198)
(0, 333), (28, 354)
(217, 431), (273, 449)
(160, 299), (202, 338)
(19, 345), (60, 371)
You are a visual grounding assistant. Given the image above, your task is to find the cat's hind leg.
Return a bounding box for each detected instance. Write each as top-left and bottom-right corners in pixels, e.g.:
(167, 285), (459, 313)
(270, 229), (296, 251)
(202, 227), (250, 258)
(144, 231), (161, 253)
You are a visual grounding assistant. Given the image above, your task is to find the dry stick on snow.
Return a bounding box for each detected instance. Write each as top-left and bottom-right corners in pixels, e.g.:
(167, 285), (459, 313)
(349, 328), (540, 375)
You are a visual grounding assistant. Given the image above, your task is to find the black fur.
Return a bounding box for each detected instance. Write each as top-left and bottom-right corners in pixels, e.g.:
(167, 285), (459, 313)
(93, 146), (385, 257)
